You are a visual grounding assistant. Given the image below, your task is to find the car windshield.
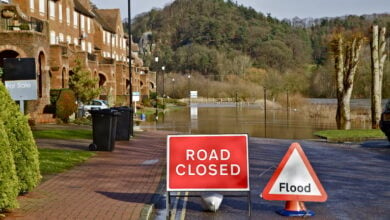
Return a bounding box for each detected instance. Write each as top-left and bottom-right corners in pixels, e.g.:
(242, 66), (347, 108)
(385, 100), (390, 111)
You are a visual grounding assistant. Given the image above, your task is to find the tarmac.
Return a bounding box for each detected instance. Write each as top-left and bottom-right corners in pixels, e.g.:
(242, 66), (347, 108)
(5, 128), (170, 220)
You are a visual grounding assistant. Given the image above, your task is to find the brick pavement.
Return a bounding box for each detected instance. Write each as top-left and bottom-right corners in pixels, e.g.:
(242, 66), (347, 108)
(6, 131), (170, 220)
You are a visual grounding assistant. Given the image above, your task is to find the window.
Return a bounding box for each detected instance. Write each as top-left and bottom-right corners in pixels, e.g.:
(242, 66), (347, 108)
(74, 37), (78, 45)
(107, 32), (110, 44)
(81, 40), (86, 51)
(59, 33), (64, 42)
(39, 0), (45, 15)
(30, 0), (34, 12)
(87, 42), (92, 53)
(49, 1), (55, 20)
(87, 17), (91, 33)
(80, 14), (85, 31)
(73, 11), (78, 28)
(58, 4), (62, 22)
(66, 35), (71, 44)
(50, 31), (56, 44)
(66, 7), (70, 25)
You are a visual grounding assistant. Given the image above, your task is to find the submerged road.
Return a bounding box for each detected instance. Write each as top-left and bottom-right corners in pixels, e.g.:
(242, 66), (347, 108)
(154, 138), (390, 220)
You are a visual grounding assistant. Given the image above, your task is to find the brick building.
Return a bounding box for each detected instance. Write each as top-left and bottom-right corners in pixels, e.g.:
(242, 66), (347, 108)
(0, 0), (153, 123)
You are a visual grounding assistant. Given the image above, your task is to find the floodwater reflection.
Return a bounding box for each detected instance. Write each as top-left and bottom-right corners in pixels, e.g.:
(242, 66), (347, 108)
(141, 104), (369, 139)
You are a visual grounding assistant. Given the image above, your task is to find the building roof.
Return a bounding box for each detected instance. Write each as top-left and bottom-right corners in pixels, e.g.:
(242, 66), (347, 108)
(74, 0), (95, 18)
(93, 9), (121, 33)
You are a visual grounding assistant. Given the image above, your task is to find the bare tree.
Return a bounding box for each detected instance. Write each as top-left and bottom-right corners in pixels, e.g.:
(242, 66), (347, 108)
(331, 33), (364, 129)
(370, 25), (387, 129)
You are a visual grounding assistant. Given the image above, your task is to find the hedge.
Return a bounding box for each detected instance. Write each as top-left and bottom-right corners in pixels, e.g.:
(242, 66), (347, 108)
(0, 82), (41, 198)
(0, 121), (19, 211)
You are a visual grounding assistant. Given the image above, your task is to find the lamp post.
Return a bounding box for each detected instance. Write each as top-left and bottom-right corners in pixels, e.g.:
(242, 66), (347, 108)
(127, 0), (133, 137)
(154, 57), (159, 119)
(188, 74), (191, 105)
(162, 66), (165, 109)
(171, 78), (175, 98)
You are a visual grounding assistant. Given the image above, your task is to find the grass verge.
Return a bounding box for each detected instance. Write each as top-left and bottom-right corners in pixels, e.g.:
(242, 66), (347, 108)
(39, 148), (95, 175)
(33, 129), (92, 140)
(314, 129), (386, 142)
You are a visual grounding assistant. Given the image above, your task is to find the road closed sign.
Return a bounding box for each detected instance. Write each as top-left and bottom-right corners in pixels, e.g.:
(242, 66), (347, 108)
(262, 143), (327, 202)
(167, 134), (249, 191)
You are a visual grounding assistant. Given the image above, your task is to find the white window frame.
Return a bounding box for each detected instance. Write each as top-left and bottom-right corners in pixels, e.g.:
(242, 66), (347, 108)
(30, 0), (35, 12)
(107, 32), (111, 44)
(87, 42), (92, 53)
(73, 11), (78, 28)
(58, 3), (62, 23)
(49, 1), (55, 20)
(58, 33), (64, 42)
(39, 0), (45, 15)
(81, 40), (86, 51)
(66, 35), (71, 44)
(50, 31), (56, 45)
(66, 7), (70, 25)
(80, 14), (85, 31)
(87, 17), (91, 33)
(74, 37), (78, 45)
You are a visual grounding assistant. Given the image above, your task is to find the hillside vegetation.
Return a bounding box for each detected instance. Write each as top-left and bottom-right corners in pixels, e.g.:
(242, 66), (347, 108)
(130, 0), (390, 99)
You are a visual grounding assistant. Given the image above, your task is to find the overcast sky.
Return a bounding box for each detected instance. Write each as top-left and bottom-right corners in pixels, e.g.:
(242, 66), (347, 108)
(92, 0), (390, 20)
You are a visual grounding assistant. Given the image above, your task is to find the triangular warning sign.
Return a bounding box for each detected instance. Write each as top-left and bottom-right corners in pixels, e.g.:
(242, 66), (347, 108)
(262, 143), (327, 202)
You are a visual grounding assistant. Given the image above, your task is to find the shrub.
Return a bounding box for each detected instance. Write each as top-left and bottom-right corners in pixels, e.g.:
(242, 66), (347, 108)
(56, 89), (77, 123)
(0, 82), (41, 194)
(0, 121), (19, 211)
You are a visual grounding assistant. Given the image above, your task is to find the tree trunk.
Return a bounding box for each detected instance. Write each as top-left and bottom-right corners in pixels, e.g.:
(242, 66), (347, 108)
(332, 34), (364, 130)
(371, 26), (387, 129)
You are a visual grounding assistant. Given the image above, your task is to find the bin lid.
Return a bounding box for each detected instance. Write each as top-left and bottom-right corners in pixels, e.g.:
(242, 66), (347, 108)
(111, 106), (132, 112)
(90, 108), (121, 116)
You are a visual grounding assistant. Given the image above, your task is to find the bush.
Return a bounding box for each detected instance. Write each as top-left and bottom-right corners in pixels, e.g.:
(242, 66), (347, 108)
(56, 89), (77, 123)
(0, 121), (19, 211)
(0, 82), (41, 200)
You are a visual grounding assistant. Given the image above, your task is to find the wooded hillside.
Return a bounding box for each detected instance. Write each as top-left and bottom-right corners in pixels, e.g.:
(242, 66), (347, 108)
(129, 0), (390, 98)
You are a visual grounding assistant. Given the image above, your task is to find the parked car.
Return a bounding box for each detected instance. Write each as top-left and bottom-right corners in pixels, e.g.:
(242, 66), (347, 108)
(379, 100), (390, 142)
(79, 100), (109, 117)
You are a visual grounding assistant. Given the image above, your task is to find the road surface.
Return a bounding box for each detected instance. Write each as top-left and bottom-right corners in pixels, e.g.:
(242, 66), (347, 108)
(154, 138), (390, 220)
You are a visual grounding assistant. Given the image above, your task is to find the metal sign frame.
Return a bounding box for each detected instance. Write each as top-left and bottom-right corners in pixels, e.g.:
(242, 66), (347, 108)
(166, 134), (251, 217)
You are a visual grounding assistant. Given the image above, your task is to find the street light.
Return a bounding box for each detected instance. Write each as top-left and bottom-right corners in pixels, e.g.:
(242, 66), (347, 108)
(127, 0), (133, 137)
(154, 57), (159, 119)
(171, 78), (175, 98)
(161, 66), (165, 109)
(188, 74), (191, 105)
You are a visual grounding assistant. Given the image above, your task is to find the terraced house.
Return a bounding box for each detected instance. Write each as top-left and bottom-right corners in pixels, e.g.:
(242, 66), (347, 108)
(0, 0), (152, 123)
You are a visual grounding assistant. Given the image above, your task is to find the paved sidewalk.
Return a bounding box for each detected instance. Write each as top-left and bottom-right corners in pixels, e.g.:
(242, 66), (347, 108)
(6, 131), (169, 220)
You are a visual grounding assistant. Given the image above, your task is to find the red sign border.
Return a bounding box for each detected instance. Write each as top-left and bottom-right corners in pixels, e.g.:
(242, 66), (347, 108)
(167, 134), (250, 192)
(262, 143), (327, 202)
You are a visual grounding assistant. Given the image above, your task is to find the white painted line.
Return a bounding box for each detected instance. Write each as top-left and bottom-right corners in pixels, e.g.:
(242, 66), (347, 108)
(180, 192), (189, 220)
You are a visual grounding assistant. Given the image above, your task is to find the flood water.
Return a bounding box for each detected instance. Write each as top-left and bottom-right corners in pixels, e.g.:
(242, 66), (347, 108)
(140, 101), (374, 140)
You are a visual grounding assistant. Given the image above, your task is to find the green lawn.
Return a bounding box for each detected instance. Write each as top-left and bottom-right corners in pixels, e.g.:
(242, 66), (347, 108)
(39, 148), (95, 175)
(33, 129), (92, 140)
(314, 129), (386, 142)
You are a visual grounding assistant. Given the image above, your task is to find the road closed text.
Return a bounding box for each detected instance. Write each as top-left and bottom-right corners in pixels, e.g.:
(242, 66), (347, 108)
(175, 149), (241, 176)
(167, 135), (249, 191)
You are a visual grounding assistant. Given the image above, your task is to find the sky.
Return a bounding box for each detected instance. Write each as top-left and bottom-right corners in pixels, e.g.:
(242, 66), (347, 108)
(92, 0), (390, 20)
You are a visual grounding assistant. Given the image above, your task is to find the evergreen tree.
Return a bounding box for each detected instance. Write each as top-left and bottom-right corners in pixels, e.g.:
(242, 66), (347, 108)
(69, 59), (101, 103)
(0, 82), (41, 193)
(0, 120), (19, 211)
